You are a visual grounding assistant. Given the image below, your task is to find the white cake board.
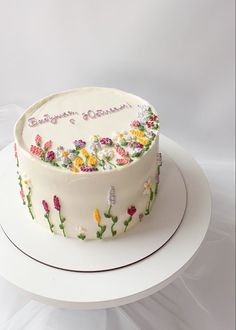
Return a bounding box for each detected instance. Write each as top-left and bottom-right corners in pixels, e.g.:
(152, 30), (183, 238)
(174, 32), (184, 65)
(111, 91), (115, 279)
(0, 151), (186, 272)
(0, 135), (211, 309)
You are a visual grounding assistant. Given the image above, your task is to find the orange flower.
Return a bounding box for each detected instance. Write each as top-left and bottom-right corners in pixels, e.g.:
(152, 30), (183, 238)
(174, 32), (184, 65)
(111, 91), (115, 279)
(93, 208), (101, 225)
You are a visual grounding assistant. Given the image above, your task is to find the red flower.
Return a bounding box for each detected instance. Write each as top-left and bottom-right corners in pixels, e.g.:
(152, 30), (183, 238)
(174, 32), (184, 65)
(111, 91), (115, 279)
(42, 200), (50, 214)
(127, 206), (136, 216)
(53, 195), (61, 211)
(147, 121), (154, 128)
(100, 137), (113, 146)
(35, 134), (42, 146)
(150, 115), (158, 122)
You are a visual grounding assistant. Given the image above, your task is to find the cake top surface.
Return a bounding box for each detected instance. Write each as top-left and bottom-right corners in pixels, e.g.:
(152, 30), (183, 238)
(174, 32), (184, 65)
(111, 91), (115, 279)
(16, 87), (159, 173)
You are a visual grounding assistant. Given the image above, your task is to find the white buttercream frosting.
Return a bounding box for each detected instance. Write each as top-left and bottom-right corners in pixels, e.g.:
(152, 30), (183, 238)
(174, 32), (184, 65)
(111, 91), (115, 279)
(14, 87), (161, 239)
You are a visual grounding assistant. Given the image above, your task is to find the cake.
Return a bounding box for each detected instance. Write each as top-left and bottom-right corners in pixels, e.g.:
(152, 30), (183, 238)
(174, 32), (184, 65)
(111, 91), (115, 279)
(14, 87), (162, 240)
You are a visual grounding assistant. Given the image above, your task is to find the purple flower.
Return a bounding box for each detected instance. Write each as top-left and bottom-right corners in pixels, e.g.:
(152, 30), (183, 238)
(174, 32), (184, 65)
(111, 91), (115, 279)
(133, 142), (143, 149)
(42, 200), (50, 214)
(53, 195), (61, 211)
(46, 150), (55, 161)
(100, 137), (113, 146)
(147, 131), (156, 138)
(127, 206), (136, 216)
(74, 139), (86, 148)
(80, 166), (98, 172)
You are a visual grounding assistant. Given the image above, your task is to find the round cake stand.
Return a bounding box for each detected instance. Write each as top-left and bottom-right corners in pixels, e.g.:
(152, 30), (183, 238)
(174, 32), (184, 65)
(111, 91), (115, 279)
(0, 135), (211, 309)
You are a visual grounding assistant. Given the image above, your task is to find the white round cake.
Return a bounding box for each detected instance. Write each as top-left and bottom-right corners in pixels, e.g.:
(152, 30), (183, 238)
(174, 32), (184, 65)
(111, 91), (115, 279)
(14, 87), (162, 240)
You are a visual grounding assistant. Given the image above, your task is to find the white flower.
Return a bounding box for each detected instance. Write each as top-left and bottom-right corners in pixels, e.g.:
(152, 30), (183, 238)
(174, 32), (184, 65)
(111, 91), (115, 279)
(98, 148), (114, 161)
(138, 109), (149, 124)
(68, 152), (76, 160)
(22, 174), (31, 187)
(77, 226), (86, 235)
(144, 177), (152, 194)
(90, 134), (100, 142)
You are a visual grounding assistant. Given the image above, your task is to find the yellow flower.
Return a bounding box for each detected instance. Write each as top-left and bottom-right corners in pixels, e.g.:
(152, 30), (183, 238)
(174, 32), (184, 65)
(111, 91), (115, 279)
(73, 157), (84, 167)
(62, 151), (69, 157)
(93, 208), (101, 225)
(137, 137), (149, 145)
(88, 155), (97, 167)
(81, 148), (89, 158)
(130, 129), (144, 138)
(70, 166), (79, 173)
(144, 177), (152, 194)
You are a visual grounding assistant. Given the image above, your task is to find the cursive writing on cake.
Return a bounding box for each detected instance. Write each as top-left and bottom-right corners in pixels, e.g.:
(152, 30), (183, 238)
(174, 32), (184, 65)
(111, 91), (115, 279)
(28, 111), (79, 127)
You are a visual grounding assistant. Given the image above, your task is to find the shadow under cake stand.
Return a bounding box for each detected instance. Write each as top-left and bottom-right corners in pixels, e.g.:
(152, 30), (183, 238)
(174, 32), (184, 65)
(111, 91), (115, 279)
(0, 135), (211, 309)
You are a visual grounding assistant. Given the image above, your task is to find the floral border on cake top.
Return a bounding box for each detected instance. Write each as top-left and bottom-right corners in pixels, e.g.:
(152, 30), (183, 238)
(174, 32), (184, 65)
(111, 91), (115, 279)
(29, 107), (160, 173)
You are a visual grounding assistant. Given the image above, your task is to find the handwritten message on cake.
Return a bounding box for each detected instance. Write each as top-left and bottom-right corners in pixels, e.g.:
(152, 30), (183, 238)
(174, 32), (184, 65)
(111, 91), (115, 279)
(27, 103), (135, 128)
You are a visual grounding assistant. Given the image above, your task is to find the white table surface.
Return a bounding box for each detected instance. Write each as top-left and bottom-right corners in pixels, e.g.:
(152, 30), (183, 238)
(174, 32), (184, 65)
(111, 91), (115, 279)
(0, 106), (234, 330)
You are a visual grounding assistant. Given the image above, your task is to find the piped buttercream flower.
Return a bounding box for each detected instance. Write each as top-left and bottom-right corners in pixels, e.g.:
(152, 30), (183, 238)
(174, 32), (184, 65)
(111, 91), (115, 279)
(88, 155), (97, 167)
(73, 157), (84, 167)
(74, 139), (86, 149)
(144, 177), (152, 194)
(100, 137), (113, 146)
(98, 148), (114, 161)
(35, 134), (42, 146)
(46, 150), (55, 161)
(44, 140), (52, 150)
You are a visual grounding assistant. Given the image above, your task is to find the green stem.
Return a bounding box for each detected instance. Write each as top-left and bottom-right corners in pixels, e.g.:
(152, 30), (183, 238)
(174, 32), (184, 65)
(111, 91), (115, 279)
(107, 205), (112, 216)
(26, 187), (34, 219)
(124, 216), (132, 232)
(59, 211), (66, 237)
(97, 224), (106, 239)
(107, 160), (117, 168)
(145, 188), (153, 215)
(44, 214), (54, 233)
(155, 182), (158, 196)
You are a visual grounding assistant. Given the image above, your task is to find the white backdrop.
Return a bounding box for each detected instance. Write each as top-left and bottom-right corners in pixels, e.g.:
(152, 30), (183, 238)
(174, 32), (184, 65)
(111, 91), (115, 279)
(0, 1), (235, 329)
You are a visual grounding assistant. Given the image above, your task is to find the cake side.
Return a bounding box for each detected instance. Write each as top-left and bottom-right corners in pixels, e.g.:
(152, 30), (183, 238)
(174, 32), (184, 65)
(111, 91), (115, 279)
(14, 87), (162, 239)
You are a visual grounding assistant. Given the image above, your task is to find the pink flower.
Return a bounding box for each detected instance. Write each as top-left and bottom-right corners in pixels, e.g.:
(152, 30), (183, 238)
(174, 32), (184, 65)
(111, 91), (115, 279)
(115, 147), (128, 157)
(130, 120), (140, 128)
(30, 145), (43, 157)
(127, 206), (136, 216)
(35, 134), (42, 146)
(116, 158), (129, 165)
(20, 189), (25, 199)
(44, 140), (52, 150)
(53, 195), (61, 211)
(42, 200), (50, 214)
